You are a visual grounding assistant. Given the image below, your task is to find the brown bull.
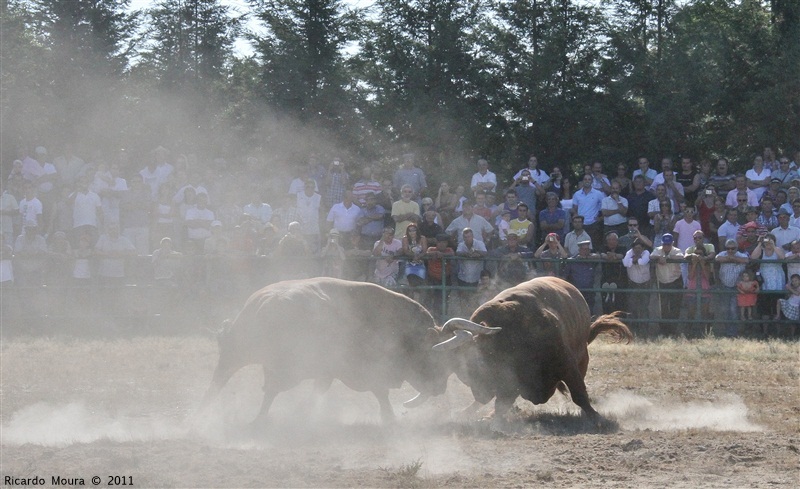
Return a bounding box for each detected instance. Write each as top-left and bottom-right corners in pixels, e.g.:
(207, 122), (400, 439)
(434, 276), (632, 423)
(200, 277), (496, 424)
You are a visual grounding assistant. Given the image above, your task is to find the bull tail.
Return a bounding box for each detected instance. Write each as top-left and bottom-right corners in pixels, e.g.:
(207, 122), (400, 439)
(588, 311), (633, 344)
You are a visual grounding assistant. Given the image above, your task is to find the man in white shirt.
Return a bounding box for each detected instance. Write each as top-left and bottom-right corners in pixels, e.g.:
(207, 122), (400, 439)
(327, 190), (361, 249)
(470, 158), (497, 196)
(771, 209), (800, 250)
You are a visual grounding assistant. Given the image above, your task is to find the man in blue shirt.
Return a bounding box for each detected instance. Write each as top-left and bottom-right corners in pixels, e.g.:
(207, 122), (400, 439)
(571, 174), (605, 248)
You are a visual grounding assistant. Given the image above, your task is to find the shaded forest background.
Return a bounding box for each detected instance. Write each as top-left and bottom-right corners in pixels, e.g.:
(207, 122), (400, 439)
(1, 0), (798, 184)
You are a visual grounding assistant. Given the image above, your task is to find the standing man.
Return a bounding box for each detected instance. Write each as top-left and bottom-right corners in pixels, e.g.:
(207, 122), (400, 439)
(326, 190), (361, 249)
(601, 182), (629, 237)
(564, 215), (592, 256)
(632, 157), (657, 188)
(445, 200), (494, 245)
(564, 240), (599, 313)
(622, 239), (652, 331)
(571, 174), (605, 247)
(715, 239), (750, 337)
(651, 233), (685, 337)
(470, 158), (497, 196)
(626, 175), (656, 238)
(393, 153), (427, 197)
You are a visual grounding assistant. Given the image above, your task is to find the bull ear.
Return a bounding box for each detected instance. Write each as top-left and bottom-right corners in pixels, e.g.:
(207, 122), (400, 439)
(425, 327), (441, 345)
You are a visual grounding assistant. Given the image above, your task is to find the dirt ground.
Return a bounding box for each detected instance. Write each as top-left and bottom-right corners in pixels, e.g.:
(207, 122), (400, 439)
(1, 336), (798, 488)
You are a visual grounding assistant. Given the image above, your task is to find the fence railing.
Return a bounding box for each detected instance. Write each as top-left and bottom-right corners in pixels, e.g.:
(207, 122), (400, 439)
(1, 254), (798, 338)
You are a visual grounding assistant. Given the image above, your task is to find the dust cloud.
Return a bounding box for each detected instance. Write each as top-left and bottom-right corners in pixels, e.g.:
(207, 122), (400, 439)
(2, 388), (762, 453)
(2, 401), (186, 447)
(595, 390), (764, 432)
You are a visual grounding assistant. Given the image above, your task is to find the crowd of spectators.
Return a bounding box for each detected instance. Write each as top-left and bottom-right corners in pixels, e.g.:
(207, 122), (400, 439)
(2, 144), (799, 338)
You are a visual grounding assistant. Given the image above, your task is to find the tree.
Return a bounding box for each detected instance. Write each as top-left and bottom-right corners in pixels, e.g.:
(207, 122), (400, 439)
(356, 0), (490, 179)
(251, 0), (362, 150)
(1, 0), (138, 150)
(137, 0), (241, 91)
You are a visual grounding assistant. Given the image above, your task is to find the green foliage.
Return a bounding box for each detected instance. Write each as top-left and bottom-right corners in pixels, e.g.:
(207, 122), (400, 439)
(0, 0), (796, 174)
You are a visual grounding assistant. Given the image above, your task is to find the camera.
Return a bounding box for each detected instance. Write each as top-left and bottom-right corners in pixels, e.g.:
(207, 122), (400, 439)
(521, 177), (530, 183)
(548, 236), (556, 242)
(333, 160), (340, 166)
(705, 189), (713, 195)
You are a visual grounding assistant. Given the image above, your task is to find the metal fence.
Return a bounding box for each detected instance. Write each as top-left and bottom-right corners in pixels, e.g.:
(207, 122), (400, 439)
(1, 254), (798, 339)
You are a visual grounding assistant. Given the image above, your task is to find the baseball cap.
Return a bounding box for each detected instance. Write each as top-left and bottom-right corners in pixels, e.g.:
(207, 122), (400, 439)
(661, 233), (674, 244)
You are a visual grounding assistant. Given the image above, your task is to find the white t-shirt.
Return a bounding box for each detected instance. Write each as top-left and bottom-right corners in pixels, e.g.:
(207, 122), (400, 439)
(185, 207), (215, 240)
(73, 191), (102, 228)
(19, 197), (43, 227)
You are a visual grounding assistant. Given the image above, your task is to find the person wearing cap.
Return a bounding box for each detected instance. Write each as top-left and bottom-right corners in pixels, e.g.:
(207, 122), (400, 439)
(771, 208), (800, 250)
(746, 156), (771, 200)
(490, 232), (532, 286)
(564, 239), (599, 312)
(715, 239), (751, 336)
(750, 233), (785, 329)
(650, 233), (685, 336)
(761, 177), (783, 204)
(736, 220), (764, 254)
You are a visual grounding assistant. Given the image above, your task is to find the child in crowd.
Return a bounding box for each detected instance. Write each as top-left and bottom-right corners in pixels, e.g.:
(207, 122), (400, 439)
(736, 270), (759, 320)
(497, 210), (511, 244)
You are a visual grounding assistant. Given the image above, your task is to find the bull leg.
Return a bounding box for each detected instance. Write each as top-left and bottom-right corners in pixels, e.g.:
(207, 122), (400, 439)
(560, 362), (604, 425)
(371, 387), (395, 424)
(493, 393), (516, 420)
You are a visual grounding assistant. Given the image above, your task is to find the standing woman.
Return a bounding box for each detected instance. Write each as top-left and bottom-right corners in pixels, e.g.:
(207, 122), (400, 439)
(435, 182), (458, 225)
(401, 223), (428, 287)
(707, 195), (727, 247)
(751, 234), (786, 332)
(612, 163), (632, 197)
(372, 226), (402, 287)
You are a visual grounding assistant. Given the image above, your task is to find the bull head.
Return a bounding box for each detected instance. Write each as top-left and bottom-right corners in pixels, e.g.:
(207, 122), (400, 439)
(432, 318), (501, 351)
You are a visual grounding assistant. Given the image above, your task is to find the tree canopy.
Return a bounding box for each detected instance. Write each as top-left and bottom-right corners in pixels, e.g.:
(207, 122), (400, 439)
(1, 0), (797, 179)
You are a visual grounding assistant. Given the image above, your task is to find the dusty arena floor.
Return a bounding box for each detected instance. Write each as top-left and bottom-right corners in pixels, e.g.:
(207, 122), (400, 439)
(1, 336), (798, 488)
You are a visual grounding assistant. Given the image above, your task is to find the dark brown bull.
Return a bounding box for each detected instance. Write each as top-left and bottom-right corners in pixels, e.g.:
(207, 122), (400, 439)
(434, 276), (632, 423)
(200, 277), (495, 424)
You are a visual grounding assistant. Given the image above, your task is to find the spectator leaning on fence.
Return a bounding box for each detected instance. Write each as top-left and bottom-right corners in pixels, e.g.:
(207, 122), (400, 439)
(715, 239), (750, 337)
(651, 233), (685, 337)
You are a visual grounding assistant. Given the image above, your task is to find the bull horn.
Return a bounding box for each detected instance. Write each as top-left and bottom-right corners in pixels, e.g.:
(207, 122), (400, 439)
(442, 318), (502, 335)
(402, 392), (429, 408)
(432, 329), (474, 351)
